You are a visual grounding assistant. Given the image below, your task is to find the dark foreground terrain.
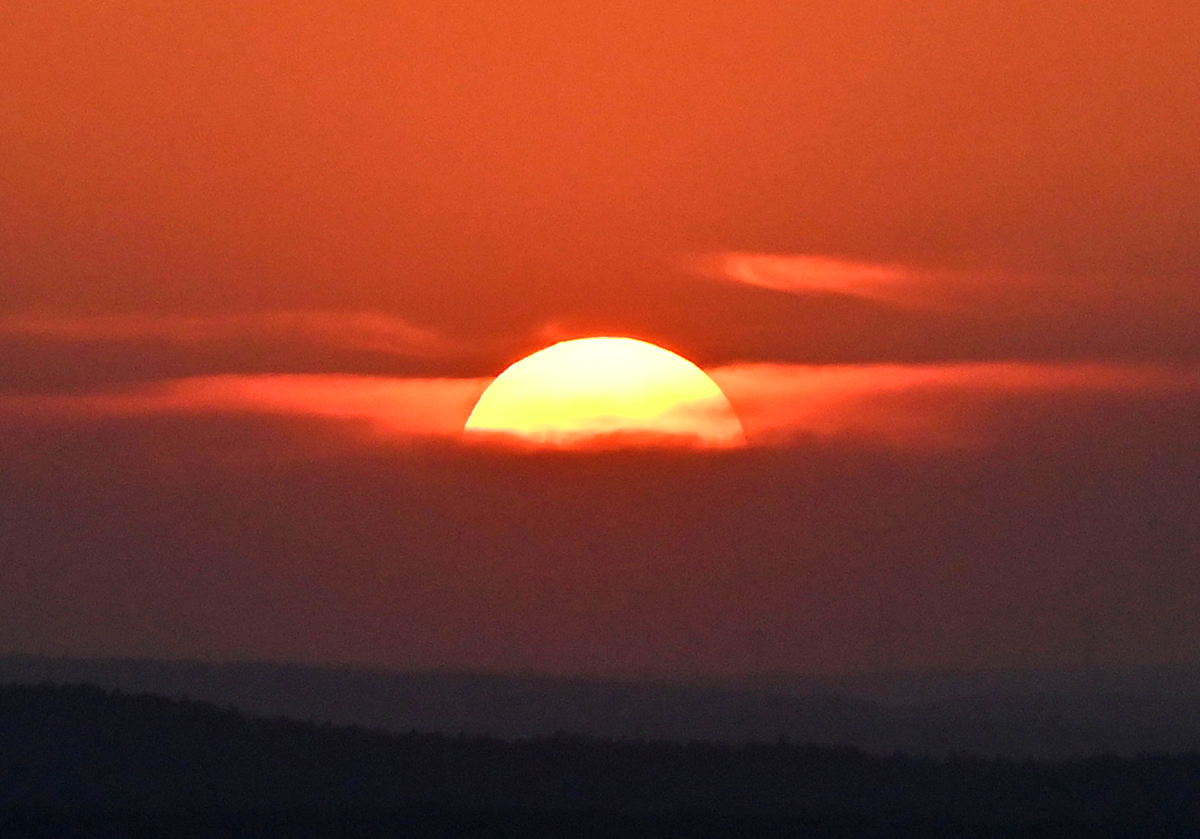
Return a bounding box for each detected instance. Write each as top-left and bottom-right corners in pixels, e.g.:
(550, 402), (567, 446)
(4, 685), (1200, 837)
(8, 655), (1200, 758)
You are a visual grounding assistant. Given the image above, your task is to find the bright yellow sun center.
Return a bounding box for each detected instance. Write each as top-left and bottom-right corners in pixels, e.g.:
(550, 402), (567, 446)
(463, 337), (745, 448)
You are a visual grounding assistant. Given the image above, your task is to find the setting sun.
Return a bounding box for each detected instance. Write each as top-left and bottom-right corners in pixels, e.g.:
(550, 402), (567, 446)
(463, 337), (745, 448)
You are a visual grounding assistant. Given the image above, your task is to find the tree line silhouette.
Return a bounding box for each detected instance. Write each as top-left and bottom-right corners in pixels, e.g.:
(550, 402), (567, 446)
(3, 683), (1200, 837)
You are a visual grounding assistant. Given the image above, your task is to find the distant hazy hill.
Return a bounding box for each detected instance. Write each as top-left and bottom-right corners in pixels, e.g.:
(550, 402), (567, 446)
(2, 683), (1200, 837)
(5, 655), (1200, 758)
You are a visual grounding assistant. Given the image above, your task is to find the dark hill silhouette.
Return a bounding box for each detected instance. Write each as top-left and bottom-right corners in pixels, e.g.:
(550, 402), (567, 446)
(6, 655), (1200, 758)
(3, 683), (1200, 836)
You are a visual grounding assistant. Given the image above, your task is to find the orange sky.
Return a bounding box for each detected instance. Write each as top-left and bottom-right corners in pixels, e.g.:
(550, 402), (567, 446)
(3, 0), (1198, 351)
(1, 0), (1199, 677)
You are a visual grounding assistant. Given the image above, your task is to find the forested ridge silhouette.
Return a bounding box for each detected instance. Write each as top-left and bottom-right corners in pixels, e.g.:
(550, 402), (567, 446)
(3, 683), (1200, 837)
(8, 655), (1200, 758)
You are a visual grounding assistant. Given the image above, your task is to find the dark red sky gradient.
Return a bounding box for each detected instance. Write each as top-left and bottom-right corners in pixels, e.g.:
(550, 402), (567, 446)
(2, 405), (1198, 676)
(1, 0), (1198, 676)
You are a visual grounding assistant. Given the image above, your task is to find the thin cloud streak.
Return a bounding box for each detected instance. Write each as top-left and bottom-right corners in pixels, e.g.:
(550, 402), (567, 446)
(697, 252), (1200, 323)
(711, 362), (1200, 448)
(2, 375), (491, 441)
(696, 253), (915, 300)
(3, 364), (1198, 451)
(0, 312), (452, 358)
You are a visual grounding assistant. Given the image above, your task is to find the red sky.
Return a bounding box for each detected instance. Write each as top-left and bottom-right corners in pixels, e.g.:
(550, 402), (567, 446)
(1, 0), (1198, 677)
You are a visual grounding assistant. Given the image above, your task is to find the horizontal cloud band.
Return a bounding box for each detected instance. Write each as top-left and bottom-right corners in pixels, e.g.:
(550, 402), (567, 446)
(3, 363), (1197, 450)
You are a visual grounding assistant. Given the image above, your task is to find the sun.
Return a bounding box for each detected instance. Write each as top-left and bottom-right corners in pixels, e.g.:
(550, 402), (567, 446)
(463, 337), (745, 448)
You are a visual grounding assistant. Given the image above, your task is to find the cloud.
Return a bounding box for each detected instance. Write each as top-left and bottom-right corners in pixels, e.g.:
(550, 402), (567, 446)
(4, 363), (1198, 454)
(0, 311), (493, 393)
(710, 362), (1200, 448)
(2, 374), (491, 441)
(696, 252), (1200, 323)
(0, 312), (451, 357)
(695, 253), (916, 300)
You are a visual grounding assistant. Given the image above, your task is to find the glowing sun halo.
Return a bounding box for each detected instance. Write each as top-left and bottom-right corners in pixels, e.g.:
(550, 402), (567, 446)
(463, 337), (745, 448)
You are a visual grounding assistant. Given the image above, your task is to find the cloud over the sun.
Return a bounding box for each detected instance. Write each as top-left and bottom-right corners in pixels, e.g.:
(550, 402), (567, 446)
(3, 362), (1198, 453)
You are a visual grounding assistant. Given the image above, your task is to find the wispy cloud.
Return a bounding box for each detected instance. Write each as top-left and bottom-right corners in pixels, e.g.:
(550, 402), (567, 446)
(710, 362), (1200, 448)
(695, 252), (915, 300)
(0, 312), (451, 357)
(693, 252), (1190, 322)
(3, 374), (491, 441)
(3, 363), (1198, 452)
